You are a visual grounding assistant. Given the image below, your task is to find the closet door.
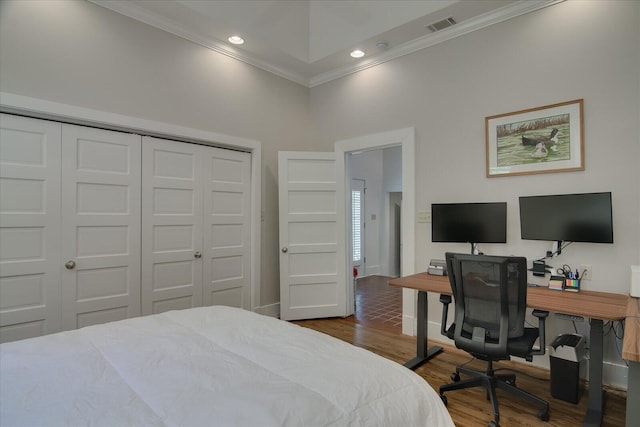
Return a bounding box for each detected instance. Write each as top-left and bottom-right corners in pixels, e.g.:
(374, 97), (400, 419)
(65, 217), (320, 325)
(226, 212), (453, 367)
(203, 148), (251, 308)
(0, 114), (61, 342)
(60, 125), (141, 330)
(142, 137), (203, 315)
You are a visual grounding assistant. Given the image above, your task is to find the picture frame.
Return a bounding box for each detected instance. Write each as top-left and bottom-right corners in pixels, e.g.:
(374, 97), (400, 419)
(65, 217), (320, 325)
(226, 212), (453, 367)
(485, 99), (584, 177)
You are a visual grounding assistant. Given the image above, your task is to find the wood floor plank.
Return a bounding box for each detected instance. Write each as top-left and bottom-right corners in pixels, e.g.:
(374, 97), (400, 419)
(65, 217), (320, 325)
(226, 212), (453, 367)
(292, 317), (626, 427)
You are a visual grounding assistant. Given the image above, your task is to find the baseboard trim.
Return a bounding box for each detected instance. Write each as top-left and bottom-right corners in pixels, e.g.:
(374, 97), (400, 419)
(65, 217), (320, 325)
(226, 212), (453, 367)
(402, 314), (415, 336)
(602, 359), (628, 391)
(254, 303), (280, 318)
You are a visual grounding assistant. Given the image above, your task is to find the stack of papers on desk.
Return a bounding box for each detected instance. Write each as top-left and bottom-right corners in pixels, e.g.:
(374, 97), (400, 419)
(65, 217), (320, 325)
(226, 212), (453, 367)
(548, 276), (565, 291)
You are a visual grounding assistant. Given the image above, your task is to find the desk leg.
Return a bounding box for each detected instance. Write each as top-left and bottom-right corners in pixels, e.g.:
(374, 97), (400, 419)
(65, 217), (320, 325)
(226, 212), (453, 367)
(583, 319), (605, 427)
(403, 290), (443, 370)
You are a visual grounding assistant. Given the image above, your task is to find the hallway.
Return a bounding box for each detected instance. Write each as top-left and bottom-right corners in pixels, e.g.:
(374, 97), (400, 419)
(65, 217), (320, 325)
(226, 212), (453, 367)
(352, 275), (402, 333)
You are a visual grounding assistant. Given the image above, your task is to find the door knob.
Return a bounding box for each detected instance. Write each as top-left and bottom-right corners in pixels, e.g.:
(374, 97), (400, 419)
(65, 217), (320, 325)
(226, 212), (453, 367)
(65, 260), (76, 270)
(194, 251), (202, 259)
(281, 247), (288, 253)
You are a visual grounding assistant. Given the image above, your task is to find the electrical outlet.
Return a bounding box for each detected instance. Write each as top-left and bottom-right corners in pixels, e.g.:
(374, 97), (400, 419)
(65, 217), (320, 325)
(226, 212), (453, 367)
(579, 264), (592, 281)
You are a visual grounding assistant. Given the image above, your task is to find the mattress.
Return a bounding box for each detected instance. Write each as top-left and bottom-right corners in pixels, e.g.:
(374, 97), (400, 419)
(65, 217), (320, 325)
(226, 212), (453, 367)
(0, 306), (454, 426)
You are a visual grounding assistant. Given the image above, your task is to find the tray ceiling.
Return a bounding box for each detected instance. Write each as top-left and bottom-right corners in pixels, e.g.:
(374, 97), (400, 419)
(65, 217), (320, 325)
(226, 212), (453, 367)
(90, 0), (561, 87)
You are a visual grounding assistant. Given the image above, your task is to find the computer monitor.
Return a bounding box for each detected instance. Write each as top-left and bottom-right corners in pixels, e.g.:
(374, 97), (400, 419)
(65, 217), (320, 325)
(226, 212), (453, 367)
(519, 192), (613, 249)
(432, 202), (507, 254)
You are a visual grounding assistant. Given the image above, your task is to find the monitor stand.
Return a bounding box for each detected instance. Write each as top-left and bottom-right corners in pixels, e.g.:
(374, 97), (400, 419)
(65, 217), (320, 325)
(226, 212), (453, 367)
(471, 242), (480, 255)
(553, 240), (563, 256)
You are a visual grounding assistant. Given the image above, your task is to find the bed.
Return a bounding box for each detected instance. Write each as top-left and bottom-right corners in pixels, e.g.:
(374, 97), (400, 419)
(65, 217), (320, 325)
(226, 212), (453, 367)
(0, 306), (453, 426)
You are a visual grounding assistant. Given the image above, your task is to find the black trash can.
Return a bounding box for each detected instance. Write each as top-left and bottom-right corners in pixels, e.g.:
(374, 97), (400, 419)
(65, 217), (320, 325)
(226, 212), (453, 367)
(549, 334), (585, 403)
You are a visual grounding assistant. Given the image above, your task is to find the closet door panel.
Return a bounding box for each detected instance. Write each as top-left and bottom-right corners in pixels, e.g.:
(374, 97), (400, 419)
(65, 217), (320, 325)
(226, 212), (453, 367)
(61, 125), (141, 330)
(0, 114), (61, 342)
(142, 137), (203, 315)
(203, 149), (251, 309)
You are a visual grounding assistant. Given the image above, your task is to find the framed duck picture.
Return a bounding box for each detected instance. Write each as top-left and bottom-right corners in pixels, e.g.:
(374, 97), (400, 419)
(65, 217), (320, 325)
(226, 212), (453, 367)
(485, 99), (584, 177)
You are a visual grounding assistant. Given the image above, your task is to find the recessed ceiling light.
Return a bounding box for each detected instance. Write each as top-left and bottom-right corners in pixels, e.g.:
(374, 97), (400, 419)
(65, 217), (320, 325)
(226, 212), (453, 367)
(350, 49), (365, 58)
(228, 35), (245, 45)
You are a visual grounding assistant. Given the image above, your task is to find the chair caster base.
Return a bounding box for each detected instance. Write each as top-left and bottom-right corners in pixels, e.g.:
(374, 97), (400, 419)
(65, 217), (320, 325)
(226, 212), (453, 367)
(538, 408), (550, 422)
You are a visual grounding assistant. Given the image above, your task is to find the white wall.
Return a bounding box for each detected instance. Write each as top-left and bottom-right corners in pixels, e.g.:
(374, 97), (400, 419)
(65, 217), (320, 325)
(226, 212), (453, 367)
(383, 146), (402, 277)
(310, 1), (640, 386)
(0, 0), (312, 309)
(383, 146), (402, 192)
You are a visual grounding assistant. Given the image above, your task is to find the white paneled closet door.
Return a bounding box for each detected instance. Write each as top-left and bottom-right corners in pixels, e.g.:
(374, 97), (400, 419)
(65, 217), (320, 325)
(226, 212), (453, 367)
(203, 148), (251, 309)
(142, 137), (204, 315)
(0, 114), (62, 342)
(60, 125), (141, 330)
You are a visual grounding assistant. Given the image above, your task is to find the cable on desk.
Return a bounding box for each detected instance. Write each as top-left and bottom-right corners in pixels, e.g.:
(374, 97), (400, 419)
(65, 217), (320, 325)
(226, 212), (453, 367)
(612, 320), (624, 341)
(612, 321), (628, 367)
(603, 320), (614, 337)
(460, 355), (476, 369)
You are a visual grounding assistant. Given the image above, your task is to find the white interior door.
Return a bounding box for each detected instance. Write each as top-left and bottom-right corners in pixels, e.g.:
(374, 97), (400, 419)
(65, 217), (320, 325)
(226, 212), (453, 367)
(142, 137), (203, 315)
(202, 148), (251, 308)
(278, 151), (346, 321)
(60, 125), (141, 330)
(0, 114), (62, 342)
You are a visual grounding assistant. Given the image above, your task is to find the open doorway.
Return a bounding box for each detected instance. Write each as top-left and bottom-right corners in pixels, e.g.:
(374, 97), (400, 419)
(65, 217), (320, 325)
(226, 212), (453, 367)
(349, 148), (402, 332)
(278, 128), (415, 325)
(388, 192), (402, 278)
(335, 127), (416, 336)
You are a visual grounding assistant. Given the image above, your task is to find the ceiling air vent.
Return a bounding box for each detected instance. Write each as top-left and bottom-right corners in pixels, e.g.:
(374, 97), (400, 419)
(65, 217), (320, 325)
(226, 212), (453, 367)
(427, 17), (457, 32)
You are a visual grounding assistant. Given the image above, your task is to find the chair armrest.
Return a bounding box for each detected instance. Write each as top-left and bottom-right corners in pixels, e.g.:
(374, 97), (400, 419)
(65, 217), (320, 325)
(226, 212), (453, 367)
(530, 310), (549, 356)
(440, 294), (452, 336)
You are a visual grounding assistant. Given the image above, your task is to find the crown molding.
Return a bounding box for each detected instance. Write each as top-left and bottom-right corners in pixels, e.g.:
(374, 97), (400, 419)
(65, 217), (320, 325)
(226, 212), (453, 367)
(90, 0), (564, 88)
(89, 0), (309, 86)
(309, 0), (564, 87)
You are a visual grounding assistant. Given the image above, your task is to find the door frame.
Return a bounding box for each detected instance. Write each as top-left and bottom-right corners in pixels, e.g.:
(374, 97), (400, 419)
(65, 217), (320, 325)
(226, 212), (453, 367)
(0, 92), (262, 312)
(335, 127), (417, 334)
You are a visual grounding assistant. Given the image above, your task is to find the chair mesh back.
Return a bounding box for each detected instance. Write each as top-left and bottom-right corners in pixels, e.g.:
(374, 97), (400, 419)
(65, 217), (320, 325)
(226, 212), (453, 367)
(505, 260), (527, 337)
(447, 253), (527, 340)
(459, 259), (504, 339)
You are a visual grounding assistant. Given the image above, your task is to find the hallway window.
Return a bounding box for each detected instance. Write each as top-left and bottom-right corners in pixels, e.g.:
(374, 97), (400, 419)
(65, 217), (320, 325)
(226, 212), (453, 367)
(352, 189), (362, 262)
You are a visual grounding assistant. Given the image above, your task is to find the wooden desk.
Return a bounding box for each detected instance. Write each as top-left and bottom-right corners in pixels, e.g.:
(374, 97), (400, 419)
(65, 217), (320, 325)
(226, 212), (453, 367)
(389, 272), (628, 427)
(623, 297), (640, 427)
(623, 297), (640, 362)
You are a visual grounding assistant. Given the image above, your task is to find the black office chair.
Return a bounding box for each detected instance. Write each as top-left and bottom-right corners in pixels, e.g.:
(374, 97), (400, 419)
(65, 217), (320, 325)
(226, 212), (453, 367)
(439, 252), (550, 427)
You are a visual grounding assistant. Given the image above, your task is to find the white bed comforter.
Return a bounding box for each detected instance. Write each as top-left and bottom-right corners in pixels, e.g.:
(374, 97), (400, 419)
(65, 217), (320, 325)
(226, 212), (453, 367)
(0, 306), (453, 426)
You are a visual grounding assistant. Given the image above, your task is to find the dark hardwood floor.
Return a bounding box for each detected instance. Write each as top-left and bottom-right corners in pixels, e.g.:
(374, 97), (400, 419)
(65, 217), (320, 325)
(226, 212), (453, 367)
(293, 316), (626, 427)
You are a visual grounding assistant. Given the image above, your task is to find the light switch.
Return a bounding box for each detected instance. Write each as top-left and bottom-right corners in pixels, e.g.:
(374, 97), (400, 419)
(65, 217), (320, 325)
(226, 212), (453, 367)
(417, 211), (431, 223)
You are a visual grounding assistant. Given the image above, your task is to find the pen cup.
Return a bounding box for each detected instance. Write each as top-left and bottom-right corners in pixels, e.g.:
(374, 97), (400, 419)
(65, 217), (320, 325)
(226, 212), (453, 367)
(564, 279), (580, 292)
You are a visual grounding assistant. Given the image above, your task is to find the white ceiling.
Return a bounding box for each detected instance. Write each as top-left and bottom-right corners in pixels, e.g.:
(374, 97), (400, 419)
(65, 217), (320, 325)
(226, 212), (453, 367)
(90, 0), (560, 87)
